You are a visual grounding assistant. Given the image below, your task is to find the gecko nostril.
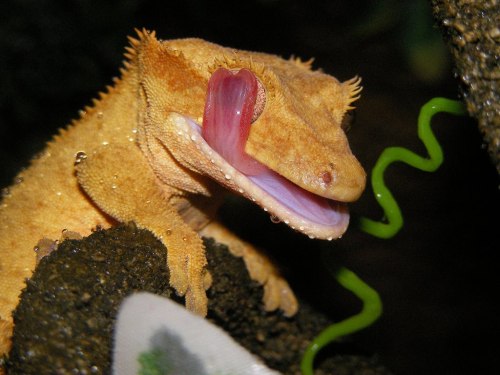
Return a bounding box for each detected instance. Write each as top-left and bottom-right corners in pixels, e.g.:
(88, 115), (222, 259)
(320, 171), (332, 185)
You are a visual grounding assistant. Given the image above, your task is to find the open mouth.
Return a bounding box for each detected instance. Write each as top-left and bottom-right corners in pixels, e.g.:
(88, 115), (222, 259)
(171, 68), (349, 240)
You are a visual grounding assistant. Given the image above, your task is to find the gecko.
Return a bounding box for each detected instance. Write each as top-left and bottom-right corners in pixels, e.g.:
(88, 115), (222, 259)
(0, 29), (366, 357)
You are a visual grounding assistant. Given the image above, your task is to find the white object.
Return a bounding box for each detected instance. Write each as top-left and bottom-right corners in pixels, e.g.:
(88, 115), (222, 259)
(112, 292), (282, 375)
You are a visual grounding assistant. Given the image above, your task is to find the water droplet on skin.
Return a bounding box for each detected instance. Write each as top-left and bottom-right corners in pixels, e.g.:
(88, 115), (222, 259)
(165, 229), (172, 236)
(78, 110), (87, 118)
(270, 215), (280, 224)
(56, 192), (62, 196)
(14, 176), (24, 185)
(299, 226), (305, 231)
(284, 220), (290, 224)
(263, 207), (268, 212)
(190, 135), (197, 141)
(1, 187), (11, 198)
(308, 235), (315, 239)
(74, 151), (87, 165)
(132, 128), (138, 134)
(224, 174), (232, 180)
(238, 188), (244, 193)
(327, 237), (333, 241)
(33, 151), (47, 160)
(102, 141), (109, 146)
(111, 184), (117, 189)
(97, 111), (104, 119)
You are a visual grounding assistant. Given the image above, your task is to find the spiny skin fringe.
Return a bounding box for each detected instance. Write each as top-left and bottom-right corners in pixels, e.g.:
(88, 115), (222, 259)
(290, 56), (315, 70)
(46, 30), (151, 145)
(345, 76), (362, 110)
(128, 28), (148, 46)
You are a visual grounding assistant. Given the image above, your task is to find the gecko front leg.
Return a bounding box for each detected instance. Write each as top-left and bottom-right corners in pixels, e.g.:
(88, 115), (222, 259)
(75, 144), (209, 316)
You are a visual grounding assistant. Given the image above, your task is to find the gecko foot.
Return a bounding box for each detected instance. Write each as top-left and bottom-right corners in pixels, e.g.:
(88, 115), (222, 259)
(165, 231), (209, 317)
(34, 230), (83, 264)
(243, 247), (298, 317)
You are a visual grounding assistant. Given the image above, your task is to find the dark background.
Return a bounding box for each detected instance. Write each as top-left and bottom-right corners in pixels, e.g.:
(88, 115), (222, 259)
(0, 1), (498, 374)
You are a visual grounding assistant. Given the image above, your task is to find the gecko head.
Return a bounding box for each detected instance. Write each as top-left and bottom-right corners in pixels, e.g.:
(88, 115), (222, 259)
(134, 31), (366, 240)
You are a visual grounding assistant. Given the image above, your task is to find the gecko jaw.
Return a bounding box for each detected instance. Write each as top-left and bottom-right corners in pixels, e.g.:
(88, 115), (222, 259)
(168, 114), (349, 240)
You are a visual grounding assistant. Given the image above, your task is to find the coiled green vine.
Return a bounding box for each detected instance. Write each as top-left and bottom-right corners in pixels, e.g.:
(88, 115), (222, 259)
(301, 98), (467, 375)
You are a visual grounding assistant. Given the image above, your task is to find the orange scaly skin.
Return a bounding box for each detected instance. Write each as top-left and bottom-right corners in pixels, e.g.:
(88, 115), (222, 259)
(0, 30), (365, 357)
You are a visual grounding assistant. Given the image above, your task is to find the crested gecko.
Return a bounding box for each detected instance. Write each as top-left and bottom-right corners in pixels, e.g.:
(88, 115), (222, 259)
(0, 30), (365, 356)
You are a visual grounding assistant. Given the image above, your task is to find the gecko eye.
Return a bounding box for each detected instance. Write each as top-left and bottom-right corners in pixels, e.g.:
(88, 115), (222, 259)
(252, 75), (266, 122)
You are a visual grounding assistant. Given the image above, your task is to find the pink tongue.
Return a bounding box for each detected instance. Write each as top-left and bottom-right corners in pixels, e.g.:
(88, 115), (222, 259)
(202, 68), (266, 175)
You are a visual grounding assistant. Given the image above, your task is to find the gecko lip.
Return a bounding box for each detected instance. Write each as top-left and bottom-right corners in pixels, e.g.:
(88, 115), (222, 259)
(178, 116), (349, 240)
(194, 67), (349, 239)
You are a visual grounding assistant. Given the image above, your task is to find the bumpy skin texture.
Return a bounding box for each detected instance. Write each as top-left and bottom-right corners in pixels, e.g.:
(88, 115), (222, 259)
(0, 30), (365, 357)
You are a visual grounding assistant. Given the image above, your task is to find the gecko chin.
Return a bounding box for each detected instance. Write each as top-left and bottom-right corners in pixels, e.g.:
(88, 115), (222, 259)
(167, 67), (349, 240)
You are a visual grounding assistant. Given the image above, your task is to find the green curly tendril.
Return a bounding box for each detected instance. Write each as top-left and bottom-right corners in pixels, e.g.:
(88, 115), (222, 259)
(300, 98), (467, 375)
(357, 97), (467, 238)
(300, 266), (382, 374)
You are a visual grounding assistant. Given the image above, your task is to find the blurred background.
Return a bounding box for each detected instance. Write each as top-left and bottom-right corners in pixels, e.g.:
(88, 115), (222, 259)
(0, 1), (498, 374)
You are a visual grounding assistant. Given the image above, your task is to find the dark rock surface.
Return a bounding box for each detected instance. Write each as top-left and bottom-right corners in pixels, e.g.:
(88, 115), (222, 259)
(6, 224), (392, 375)
(432, 0), (500, 174)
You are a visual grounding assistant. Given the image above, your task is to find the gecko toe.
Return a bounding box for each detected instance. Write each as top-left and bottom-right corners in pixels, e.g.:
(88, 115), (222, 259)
(262, 274), (298, 316)
(185, 285), (208, 317)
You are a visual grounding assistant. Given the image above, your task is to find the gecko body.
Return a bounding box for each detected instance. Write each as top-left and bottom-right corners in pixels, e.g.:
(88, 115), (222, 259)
(0, 30), (365, 356)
